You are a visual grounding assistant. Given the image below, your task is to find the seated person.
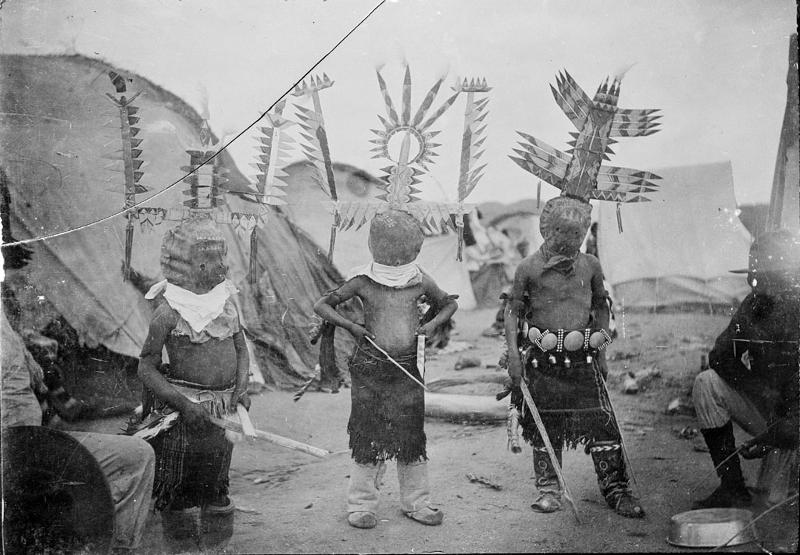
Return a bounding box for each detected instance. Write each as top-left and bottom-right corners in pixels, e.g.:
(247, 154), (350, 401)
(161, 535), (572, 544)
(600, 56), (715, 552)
(2, 309), (155, 552)
(692, 230), (799, 508)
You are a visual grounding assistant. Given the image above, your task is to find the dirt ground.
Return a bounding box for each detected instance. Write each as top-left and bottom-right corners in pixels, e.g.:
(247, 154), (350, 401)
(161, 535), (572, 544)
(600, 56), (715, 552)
(70, 307), (798, 554)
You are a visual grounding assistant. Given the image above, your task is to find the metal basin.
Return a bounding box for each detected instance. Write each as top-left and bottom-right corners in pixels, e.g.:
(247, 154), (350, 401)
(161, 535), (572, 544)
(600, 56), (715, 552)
(667, 508), (757, 548)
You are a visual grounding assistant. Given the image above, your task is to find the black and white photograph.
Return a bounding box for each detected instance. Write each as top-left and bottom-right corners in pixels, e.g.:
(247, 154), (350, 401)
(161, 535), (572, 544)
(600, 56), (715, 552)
(1, 1), (798, 552)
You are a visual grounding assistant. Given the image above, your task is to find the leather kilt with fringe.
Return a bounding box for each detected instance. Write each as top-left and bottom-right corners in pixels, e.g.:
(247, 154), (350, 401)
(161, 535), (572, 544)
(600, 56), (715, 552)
(143, 383), (235, 511)
(512, 347), (618, 450)
(348, 342), (426, 465)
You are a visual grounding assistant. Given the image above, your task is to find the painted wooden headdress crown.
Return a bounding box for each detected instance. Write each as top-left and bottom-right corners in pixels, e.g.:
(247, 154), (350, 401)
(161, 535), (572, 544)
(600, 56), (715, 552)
(510, 69), (662, 242)
(106, 74), (273, 285)
(291, 65), (491, 261)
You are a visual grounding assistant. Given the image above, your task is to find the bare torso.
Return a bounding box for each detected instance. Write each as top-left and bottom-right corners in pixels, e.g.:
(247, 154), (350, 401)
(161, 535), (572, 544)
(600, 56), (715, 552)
(165, 335), (238, 388)
(355, 278), (427, 355)
(142, 303), (239, 389)
(515, 251), (601, 330)
(314, 271), (457, 358)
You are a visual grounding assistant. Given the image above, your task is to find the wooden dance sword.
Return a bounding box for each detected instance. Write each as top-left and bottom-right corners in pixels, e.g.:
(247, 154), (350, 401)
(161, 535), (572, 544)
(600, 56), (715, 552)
(518, 378), (581, 523)
(236, 404), (257, 438)
(598, 375), (641, 494)
(417, 334), (426, 381)
(208, 415), (329, 459)
(365, 336), (429, 392)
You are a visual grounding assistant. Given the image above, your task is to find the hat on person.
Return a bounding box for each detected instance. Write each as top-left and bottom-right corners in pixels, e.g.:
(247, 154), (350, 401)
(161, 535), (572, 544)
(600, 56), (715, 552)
(730, 229), (800, 275)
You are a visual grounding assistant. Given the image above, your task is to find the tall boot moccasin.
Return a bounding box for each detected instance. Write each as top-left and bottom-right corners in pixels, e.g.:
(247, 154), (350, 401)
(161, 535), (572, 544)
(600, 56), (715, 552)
(346, 461), (385, 528)
(693, 422), (752, 509)
(589, 441), (644, 518)
(531, 446), (563, 513)
(398, 461), (444, 526)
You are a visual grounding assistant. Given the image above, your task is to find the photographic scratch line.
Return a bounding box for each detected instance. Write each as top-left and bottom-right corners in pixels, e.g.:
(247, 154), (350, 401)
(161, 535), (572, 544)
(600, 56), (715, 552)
(2, 0), (386, 248)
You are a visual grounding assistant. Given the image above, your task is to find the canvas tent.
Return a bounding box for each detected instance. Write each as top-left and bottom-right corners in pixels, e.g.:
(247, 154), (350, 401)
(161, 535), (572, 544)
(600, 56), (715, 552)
(280, 161), (478, 309)
(596, 161), (751, 310)
(487, 210), (542, 258)
(0, 54), (350, 388)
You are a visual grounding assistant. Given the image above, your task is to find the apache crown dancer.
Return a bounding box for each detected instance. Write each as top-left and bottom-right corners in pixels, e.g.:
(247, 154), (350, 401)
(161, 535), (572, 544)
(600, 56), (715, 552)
(314, 209), (458, 529)
(504, 197), (644, 518)
(506, 69), (664, 519)
(136, 214), (250, 523)
(303, 64), (486, 529)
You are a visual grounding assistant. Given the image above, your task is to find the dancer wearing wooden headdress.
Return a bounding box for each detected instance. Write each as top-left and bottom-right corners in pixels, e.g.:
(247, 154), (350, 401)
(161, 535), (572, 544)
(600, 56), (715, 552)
(105, 85), (254, 533)
(308, 66), (490, 528)
(506, 70), (662, 518)
(315, 209), (457, 529)
(137, 213), (250, 516)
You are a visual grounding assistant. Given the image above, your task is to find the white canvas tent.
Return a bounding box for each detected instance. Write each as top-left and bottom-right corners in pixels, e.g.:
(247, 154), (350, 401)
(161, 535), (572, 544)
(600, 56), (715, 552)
(280, 162), (478, 309)
(597, 161), (751, 309)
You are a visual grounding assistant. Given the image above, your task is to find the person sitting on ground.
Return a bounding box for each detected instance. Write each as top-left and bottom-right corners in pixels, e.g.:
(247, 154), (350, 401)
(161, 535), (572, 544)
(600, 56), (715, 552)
(314, 209), (458, 530)
(135, 214), (250, 521)
(2, 310), (155, 553)
(691, 229), (799, 508)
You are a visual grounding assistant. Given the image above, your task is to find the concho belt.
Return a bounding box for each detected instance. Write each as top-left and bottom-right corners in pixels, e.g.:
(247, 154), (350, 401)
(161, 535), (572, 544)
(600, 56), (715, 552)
(520, 322), (612, 369)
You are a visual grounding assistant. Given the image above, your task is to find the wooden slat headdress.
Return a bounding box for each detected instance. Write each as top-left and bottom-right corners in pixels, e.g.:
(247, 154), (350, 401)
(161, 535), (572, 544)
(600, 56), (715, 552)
(294, 65), (491, 261)
(509, 69), (662, 237)
(106, 74), (274, 285)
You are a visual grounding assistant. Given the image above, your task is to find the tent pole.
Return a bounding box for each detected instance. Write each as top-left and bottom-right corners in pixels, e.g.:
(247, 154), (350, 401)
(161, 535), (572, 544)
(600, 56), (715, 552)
(249, 228), (259, 286)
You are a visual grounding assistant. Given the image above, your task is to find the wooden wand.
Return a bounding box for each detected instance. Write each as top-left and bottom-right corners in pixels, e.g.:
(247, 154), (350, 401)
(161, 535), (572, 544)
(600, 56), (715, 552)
(365, 336), (429, 392)
(208, 415), (330, 459)
(518, 379), (581, 523)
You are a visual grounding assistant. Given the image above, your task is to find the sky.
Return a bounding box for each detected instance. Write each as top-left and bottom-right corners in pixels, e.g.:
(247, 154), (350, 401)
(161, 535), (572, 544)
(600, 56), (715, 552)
(1, 0), (796, 207)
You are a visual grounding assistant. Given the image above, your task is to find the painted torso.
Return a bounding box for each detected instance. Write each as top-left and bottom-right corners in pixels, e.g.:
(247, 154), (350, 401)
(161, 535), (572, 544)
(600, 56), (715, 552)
(514, 251), (603, 330)
(150, 302), (239, 389)
(352, 276), (427, 356)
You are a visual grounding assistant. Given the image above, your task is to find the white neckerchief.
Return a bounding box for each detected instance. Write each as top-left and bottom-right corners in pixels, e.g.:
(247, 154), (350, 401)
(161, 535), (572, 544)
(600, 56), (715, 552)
(145, 279), (238, 333)
(347, 261), (422, 288)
